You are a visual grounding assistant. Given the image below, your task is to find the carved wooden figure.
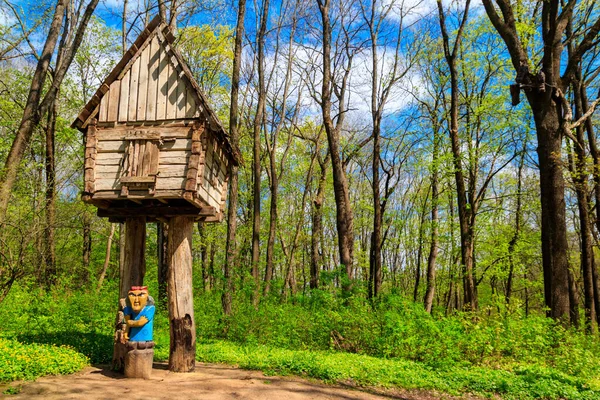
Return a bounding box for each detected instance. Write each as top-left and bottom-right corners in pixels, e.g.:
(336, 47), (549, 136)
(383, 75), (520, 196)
(73, 16), (237, 373)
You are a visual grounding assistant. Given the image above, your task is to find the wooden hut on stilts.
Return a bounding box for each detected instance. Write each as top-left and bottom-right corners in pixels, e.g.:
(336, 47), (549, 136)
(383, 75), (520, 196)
(72, 16), (238, 373)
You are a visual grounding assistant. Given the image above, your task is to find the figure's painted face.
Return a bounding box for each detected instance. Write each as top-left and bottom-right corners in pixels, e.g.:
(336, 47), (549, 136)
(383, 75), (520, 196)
(128, 289), (148, 313)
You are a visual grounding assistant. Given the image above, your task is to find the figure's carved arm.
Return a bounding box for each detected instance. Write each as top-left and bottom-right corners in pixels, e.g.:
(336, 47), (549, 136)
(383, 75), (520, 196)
(126, 316), (149, 328)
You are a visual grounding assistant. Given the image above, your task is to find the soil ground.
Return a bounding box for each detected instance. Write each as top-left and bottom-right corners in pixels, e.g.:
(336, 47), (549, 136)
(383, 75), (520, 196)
(0, 363), (474, 400)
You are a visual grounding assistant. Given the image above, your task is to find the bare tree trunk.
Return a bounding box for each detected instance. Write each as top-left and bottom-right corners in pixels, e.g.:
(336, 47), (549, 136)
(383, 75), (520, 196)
(82, 212), (92, 283)
(0, 0), (66, 224)
(43, 95), (58, 288)
(436, 0), (476, 310)
(317, 0), (355, 295)
(570, 76), (597, 332)
(122, 0), (128, 54)
(252, 0), (270, 301)
(223, 0), (247, 316)
(311, 153), (329, 289)
(506, 143), (525, 304)
(157, 222), (168, 305)
(413, 197), (427, 302)
(97, 224), (116, 292)
(424, 129), (440, 313)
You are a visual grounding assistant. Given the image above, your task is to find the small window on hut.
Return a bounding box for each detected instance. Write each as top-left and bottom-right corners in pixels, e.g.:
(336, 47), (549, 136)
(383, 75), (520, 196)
(119, 130), (161, 195)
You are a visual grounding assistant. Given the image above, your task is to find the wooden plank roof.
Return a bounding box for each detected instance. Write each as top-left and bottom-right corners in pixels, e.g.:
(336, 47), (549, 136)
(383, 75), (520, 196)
(72, 16), (239, 165)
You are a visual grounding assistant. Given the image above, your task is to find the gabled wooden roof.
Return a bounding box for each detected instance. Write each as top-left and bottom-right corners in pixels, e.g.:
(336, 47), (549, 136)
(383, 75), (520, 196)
(72, 16), (238, 165)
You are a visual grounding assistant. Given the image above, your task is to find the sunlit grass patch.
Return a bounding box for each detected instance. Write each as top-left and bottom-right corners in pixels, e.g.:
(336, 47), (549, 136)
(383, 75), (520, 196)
(0, 337), (88, 382)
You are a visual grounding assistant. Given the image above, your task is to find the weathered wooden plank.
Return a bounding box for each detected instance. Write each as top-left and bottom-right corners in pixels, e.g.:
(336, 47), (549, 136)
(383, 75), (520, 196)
(156, 177), (186, 190)
(97, 130), (161, 141)
(160, 151), (189, 165)
(148, 141), (160, 175)
(176, 76), (186, 119)
(107, 80), (121, 122)
(96, 178), (122, 191)
(96, 153), (124, 166)
(137, 41), (150, 121)
(138, 141), (147, 175)
(157, 164), (187, 178)
(156, 40), (169, 120)
(118, 70), (130, 122)
(132, 141), (140, 176)
(166, 62), (177, 119)
(97, 141), (128, 153)
(128, 56), (141, 121)
(99, 92), (108, 122)
(160, 138), (192, 151)
(146, 36), (160, 121)
(121, 176), (155, 183)
(185, 89), (196, 118)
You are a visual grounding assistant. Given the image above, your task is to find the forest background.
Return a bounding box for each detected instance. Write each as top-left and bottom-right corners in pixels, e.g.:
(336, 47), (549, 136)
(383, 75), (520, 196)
(1, 0), (600, 399)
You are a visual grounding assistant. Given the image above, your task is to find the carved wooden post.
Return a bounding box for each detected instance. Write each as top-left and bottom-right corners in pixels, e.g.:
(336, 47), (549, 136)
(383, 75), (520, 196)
(113, 216), (147, 371)
(167, 216), (196, 372)
(120, 217), (147, 297)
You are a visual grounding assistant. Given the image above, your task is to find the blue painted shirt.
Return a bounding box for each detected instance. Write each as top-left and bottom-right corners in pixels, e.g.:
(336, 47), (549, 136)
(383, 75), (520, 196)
(123, 305), (155, 342)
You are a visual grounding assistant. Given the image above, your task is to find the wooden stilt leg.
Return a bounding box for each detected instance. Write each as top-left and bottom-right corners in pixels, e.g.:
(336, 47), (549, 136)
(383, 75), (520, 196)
(167, 216), (196, 372)
(113, 217), (147, 371)
(120, 217), (147, 298)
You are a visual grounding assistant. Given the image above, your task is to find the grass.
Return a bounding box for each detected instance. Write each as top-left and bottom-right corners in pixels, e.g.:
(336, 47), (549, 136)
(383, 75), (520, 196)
(0, 337), (88, 383)
(0, 281), (599, 399)
(191, 340), (600, 400)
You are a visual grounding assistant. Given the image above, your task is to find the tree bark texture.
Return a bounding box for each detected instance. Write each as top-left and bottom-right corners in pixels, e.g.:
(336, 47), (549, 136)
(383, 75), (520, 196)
(167, 216), (195, 373)
(317, 0), (355, 294)
(120, 217), (146, 298)
(223, 0), (247, 316)
(157, 222), (169, 305)
(424, 129), (440, 313)
(436, 0), (476, 310)
(0, 0), (66, 224)
(43, 95), (58, 288)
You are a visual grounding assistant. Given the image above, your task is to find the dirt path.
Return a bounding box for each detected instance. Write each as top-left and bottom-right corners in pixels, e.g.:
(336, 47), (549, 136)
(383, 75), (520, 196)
(1, 363), (445, 400)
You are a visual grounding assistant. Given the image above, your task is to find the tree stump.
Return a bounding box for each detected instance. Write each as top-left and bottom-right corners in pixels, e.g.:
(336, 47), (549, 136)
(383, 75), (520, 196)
(167, 216), (196, 372)
(124, 342), (155, 379)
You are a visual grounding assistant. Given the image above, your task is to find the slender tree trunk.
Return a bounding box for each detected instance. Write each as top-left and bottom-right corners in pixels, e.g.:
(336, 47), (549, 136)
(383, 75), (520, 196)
(157, 222), (168, 305)
(581, 86), (600, 326)
(122, 0), (128, 54)
(253, 0), (270, 300)
(0, 0), (66, 224)
(97, 224), (116, 293)
(317, 0), (354, 295)
(424, 129), (440, 312)
(43, 96), (58, 289)
(311, 152), (329, 289)
(82, 212), (92, 282)
(413, 197), (427, 302)
(223, 0), (247, 316)
(436, 0), (476, 310)
(571, 79), (597, 332)
(506, 143), (525, 304)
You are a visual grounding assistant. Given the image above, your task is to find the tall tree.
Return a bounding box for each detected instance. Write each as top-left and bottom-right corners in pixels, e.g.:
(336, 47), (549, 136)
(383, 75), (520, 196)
(316, 0), (357, 295)
(223, 0), (247, 315)
(436, 0), (476, 310)
(481, 0), (600, 322)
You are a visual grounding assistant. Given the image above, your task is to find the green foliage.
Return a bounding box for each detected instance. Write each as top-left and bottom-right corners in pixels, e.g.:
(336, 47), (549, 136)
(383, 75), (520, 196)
(1, 282), (599, 399)
(195, 340), (599, 400)
(0, 338), (88, 382)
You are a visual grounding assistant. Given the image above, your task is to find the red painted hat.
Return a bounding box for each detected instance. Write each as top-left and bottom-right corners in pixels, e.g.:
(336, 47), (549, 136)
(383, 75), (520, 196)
(130, 286), (148, 291)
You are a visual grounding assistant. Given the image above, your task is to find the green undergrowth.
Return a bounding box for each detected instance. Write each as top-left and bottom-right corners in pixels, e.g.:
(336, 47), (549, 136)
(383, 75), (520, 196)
(0, 282), (599, 399)
(0, 337), (88, 382)
(193, 340), (600, 400)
